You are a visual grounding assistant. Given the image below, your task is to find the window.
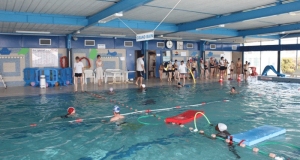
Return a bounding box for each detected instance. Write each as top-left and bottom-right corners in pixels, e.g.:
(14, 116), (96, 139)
(281, 38), (297, 45)
(261, 40), (279, 46)
(244, 51), (261, 74)
(281, 51), (296, 74)
(244, 41), (260, 46)
(261, 51), (278, 75)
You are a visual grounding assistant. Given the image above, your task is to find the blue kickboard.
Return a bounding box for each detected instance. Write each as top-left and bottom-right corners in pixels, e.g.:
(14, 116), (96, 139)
(230, 125), (286, 146)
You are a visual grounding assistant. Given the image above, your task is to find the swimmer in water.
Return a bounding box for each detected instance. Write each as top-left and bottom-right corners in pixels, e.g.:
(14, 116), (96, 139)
(110, 105), (125, 123)
(227, 87), (239, 94)
(140, 84), (147, 91)
(215, 123), (230, 139)
(108, 87), (115, 95)
(51, 107), (76, 120)
(215, 123), (241, 159)
(177, 82), (183, 88)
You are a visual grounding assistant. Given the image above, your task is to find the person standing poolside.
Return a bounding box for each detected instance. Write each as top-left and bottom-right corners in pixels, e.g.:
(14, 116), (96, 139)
(224, 59), (229, 76)
(230, 61), (235, 80)
(174, 60), (178, 81)
(167, 61), (173, 82)
(159, 64), (164, 81)
(214, 60), (218, 77)
(244, 61), (249, 81)
(219, 57), (226, 77)
(200, 60), (205, 79)
(96, 55), (103, 86)
(191, 59), (198, 79)
(178, 60), (187, 84)
(186, 60), (191, 80)
(210, 58), (215, 79)
(236, 58), (242, 79)
(136, 55), (145, 87)
(73, 56), (84, 92)
(204, 61), (209, 79)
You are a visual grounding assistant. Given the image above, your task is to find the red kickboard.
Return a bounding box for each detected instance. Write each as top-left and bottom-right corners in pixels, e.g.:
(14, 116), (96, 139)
(165, 110), (204, 125)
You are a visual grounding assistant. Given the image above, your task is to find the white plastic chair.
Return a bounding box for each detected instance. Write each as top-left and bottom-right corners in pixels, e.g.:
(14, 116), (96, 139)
(104, 69), (123, 83)
(84, 70), (95, 84)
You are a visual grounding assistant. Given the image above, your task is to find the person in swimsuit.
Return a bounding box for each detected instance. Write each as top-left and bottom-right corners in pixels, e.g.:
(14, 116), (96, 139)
(200, 60), (204, 79)
(215, 123), (241, 159)
(229, 61), (235, 80)
(108, 87), (115, 95)
(224, 59), (228, 76)
(174, 60), (178, 81)
(191, 59), (198, 79)
(73, 56), (84, 92)
(159, 64), (164, 81)
(167, 61), (173, 82)
(219, 57), (226, 77)
(204, 61), (209, 79)
(210, 58), (215, 79)
(110, 105), (125, 122)
(236, 58), (242, 79)
(186, 60), (191, 80)
(214, 60), (218, 77)
(96, 55), (104, 86)
(51, 107), (76, 121)
(244, 61), (249, 81)
(227, 87), (240, 94)
(177, 82), (183, 88)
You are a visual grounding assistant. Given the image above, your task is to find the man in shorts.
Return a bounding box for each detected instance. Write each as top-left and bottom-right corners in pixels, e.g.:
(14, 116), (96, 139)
(236, 58), (242, 79)
(73, 56), (84, 92)
(178, 60), (187, 85)
(136, 55), (145, 87)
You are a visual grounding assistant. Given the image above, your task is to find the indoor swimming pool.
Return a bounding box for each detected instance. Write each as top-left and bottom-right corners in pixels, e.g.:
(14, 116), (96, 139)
(1, 80), (300, 160)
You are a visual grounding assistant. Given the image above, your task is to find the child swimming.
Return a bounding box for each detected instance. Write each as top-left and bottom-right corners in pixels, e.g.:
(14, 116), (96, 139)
(108, 87), (115, 95)
(227, 87), (240, 94)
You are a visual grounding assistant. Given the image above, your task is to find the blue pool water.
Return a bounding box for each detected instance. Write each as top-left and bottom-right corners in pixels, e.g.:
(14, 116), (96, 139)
(1, 80), (300, 160)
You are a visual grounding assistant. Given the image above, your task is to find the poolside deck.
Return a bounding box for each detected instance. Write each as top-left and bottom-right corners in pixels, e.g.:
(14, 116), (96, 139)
(0, 77), (223, 97)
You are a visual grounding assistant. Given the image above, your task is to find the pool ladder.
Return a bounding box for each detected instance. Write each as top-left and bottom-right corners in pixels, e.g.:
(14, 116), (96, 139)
(0, 73), (7, 89)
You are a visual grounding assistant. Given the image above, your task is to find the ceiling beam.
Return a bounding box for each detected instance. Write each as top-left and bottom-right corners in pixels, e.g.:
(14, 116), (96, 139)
(177, 0), (300, 32)
(79, 0), (153, 32)
(238, 23), (300, 37)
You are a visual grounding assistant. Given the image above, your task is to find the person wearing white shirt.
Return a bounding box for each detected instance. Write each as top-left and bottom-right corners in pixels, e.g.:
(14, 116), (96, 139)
(73, 56), (84, 92)
(136, 55), (145, 87)
(178, 60), (187, 85)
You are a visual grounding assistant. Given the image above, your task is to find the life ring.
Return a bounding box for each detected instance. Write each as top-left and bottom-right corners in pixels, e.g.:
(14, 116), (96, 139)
(60, 56), (68, 68)
(79, 57), (91, 69)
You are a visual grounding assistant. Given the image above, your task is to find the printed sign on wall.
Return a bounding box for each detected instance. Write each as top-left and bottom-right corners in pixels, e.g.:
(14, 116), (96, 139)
(32, 49), (58, 67)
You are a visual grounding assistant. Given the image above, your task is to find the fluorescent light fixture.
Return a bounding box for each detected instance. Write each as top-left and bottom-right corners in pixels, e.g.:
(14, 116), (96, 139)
(100, 34), (126, 37)
(280, 31), (286, 34)
(200, 39), (217, 41)
(289, 12), (297, 16)
(98, 12), (123, 23)
(16, 30), (50, 34)
(196, 24), (225, 31)
(76, 30), (80, 34)
(157, 35), (182, 39)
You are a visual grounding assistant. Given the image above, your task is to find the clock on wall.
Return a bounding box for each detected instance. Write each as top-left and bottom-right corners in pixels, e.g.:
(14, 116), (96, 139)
(166, 40), (173, 49)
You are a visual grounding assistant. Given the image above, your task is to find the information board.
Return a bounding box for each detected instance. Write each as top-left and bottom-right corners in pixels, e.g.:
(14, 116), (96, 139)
(32, 48), (58, 67)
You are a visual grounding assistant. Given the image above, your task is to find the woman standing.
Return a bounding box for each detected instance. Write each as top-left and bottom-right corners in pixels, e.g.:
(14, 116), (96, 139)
(191, 59), (198, 79)
(96, 55), (103, 86)
(186, 60), (191, 80)
(200, 60), (204, 79)
(210, 58), (215, 79)
(174, 60), (178, 81)
(159, 64), (164, 81)
(224, 59), (229, 76)
(244, 61), (249, 81)
(167, 61), (173, 82)
(204, 61), (209, 79)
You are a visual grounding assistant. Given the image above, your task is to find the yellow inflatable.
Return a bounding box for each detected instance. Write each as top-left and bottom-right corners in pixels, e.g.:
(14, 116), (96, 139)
(189, 69), (196, 83)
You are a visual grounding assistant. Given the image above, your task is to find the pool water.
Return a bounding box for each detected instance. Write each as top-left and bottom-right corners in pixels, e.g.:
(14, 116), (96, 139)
(1, 79), (300, 160)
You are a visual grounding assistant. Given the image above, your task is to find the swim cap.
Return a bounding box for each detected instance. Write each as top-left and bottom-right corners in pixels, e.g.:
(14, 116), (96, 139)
(109, 87), (113, 92)
(113, 105), (120, 113)
(68, 107), (75, 114)
(178, 82), (181, 85)
(141, 84), (146, 88)
(218, 123), (227, 132)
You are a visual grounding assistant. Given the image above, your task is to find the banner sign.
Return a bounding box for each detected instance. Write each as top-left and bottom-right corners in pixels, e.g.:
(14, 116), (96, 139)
(136, 31), (154, 42)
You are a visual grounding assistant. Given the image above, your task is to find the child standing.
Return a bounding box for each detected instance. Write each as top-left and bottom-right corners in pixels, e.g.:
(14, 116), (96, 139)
(230, 61), (235, 80)
(178, 60), (187, 85)
(73, 56), (84, 92)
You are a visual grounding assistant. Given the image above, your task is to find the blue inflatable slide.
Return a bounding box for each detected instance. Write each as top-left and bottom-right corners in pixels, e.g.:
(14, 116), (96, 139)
(261, 65), (285, 77)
